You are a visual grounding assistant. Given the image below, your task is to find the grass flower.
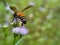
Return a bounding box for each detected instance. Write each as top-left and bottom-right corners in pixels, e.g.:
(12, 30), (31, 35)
(39, 7), (47, 12)
(5, 5), (11, 11)
(12, 26), (29, 35)
(46, 14), (53, 20)
(28, 13), (34, 19)
(2, 23), (9, 28)
(46, 10), (53, 20)
(29, 2), (35, 6)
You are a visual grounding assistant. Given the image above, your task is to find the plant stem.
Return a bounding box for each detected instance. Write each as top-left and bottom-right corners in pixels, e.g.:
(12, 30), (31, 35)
(15, 36), (25, 45)
(3, 28), (7, 45)
(13, 34), (18, 45)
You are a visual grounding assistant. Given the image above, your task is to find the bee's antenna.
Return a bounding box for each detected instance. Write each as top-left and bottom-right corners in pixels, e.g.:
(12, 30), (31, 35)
(10, 6), (17, 12)
(21, 5), (33, 12)
(21, 23), (24, 27)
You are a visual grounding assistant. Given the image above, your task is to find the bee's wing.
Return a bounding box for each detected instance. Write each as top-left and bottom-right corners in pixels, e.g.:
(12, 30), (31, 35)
(21, 5), (33, 12)
(10, 6), (17, 12)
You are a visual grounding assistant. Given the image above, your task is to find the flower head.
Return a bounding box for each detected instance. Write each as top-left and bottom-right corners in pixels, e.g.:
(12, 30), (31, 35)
(29, 2), (35, 6)
(5, 5), (11, 11)
(39, 7), (47, 12)
(12, 27), (20, 34)
(28, 13), (34, 19)
(12, 26), (29, 35)
(46, 10), (53, 20)
(2, 23), (9, 28)
(46, 14), (53, 20)
(19, 26), (29, 35)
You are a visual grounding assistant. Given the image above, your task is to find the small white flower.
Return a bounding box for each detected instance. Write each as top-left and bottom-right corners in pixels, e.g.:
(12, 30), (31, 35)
(29, 2), (35, 6)
(39, 7), (47, 12)
(12, 27), (20, 34)
(46, 10), (53, 20)
(2, 23), (9, 28)
(46, 14), (53, 20)
(5, 5), (11, 11)
(28, 13), (34, 18)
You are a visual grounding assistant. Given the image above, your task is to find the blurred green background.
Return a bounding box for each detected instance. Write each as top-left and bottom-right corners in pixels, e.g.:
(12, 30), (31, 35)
(0, 0), (60, 45)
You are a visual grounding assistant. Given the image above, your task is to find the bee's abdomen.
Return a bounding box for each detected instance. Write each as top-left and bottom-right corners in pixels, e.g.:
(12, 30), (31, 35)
(20, 16), (27, 24)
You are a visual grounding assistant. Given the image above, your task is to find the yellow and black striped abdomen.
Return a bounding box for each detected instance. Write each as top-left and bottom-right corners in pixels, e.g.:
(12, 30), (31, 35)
(20, 16), (27, 24)
(17, 12), (27, 24)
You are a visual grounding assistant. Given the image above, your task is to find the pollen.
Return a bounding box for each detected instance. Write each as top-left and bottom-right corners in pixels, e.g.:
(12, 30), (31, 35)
(17, 12), (24, 17)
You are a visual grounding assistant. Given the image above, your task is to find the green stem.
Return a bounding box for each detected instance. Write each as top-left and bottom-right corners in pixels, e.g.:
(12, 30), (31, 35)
(3, 28), (7, 45)
(15, 36), (25, 45)
(13, 34), (18, 45)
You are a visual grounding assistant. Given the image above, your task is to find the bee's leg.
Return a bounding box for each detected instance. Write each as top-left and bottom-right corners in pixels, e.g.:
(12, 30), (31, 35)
(21, 23), (24, 27)
(15, 18), (18, 26)
(12, 16), (15, 22)
(12, 18), (14, 22)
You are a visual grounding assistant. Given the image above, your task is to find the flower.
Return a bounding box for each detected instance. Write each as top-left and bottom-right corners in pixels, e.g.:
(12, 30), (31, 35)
(12, 26), (29, 35)
(5, 5), (11, 11)
(28, 13), (34, 19)
(39, 7), (47, 12)
(2, 23), (9, 28)
(19, 26), (29, 35)
(46, 14), (53, 20)
(46, 10), (53, 20)
(29, 2), (35, 6)
(12, 27), (20, 34)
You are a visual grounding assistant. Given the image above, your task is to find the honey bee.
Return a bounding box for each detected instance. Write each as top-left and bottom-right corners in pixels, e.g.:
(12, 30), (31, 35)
(10, 5), (33, 26)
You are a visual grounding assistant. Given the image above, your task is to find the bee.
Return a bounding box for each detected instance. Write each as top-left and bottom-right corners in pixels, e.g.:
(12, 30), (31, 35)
(10, 5), (33, 26)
